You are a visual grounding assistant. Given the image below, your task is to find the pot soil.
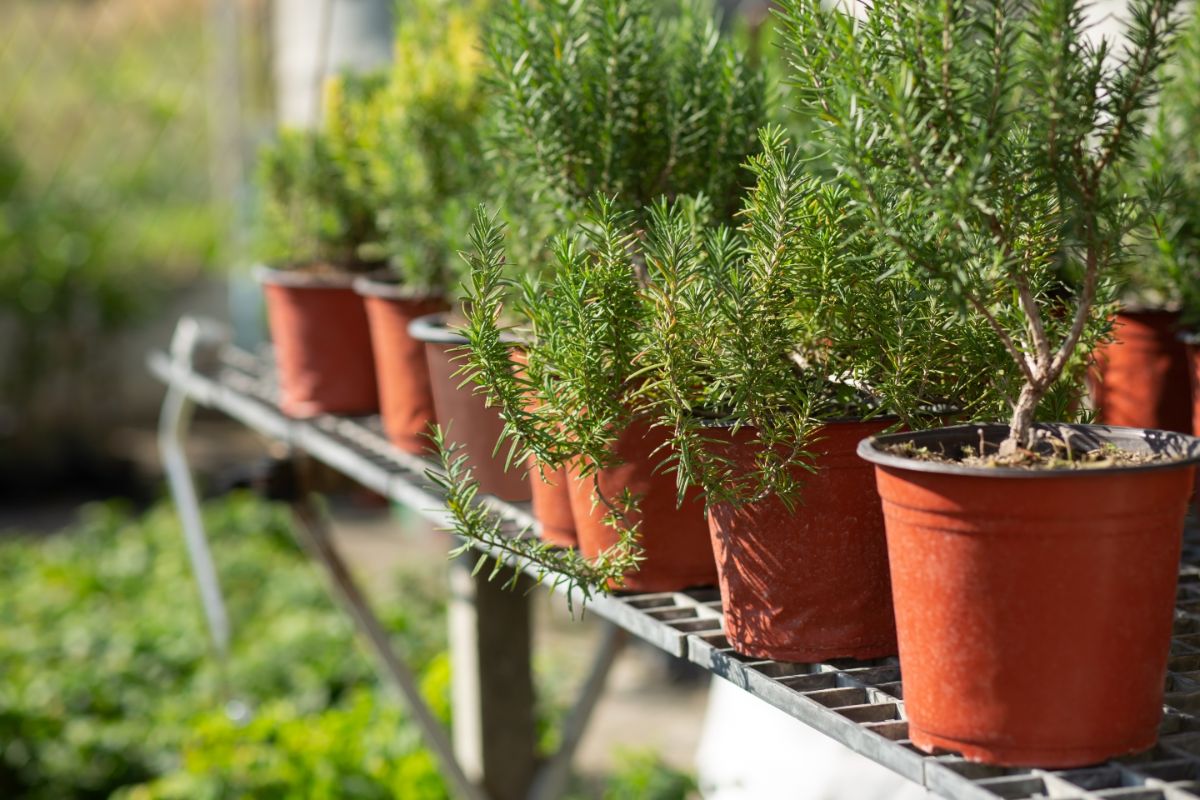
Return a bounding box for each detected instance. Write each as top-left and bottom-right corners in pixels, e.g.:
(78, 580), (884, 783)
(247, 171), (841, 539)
(706, 420), (896, 662)
(258, 266), (378, 418)
(408, 313), (530, 502)
(355, 275), (448, 454)
(1091, 310), (1191, 433)
(859, 423), (1200, 768)
(567, 421), (716, 592)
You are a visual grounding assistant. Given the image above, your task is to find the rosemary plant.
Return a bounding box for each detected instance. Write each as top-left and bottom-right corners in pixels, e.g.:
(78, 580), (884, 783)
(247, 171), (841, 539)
(483, 0), (767, 243)
(1128, 7), (1200, 324)
(427, 427), (642, 608)
(779, 0), (1181, 452)
(256, 73), (386, 272)
(638, 127), (1008, 505)
(361, 0), (490, 293)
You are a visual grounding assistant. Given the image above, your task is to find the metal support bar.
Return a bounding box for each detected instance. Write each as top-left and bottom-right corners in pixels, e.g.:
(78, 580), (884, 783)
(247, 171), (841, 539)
(288, 462), (487, 800)
(449, 551), (538, 800)
(529, 624), (627, 800)
(158, 319), (232, 662)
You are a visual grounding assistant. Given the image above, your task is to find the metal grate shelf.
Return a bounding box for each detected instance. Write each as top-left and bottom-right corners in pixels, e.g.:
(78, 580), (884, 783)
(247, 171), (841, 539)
(149, 345), (1200, 800)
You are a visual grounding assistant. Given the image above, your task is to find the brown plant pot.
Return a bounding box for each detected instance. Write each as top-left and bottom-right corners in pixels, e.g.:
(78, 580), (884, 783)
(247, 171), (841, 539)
(706, 420), (897, 662)
(1091, 310), (1192, 433)
(258, 266), (378, 418)
(566, 421), (716, 592)
(355, 275), (448, 454)
(513, 350), (578, 547)
(408, 313), (530, 502)
(529, 464), (577, 547)
(859, 423), (1200, 767)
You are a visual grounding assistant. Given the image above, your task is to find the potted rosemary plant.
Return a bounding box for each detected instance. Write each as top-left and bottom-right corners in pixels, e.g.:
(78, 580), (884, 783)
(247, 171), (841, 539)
(638, 127), (1007, 661)
(414, 0), (767, 525)
(352, 0), (490, 456)
(457, 198), (722, 591)
(256, 74), (385, 418)
(1128, 8), (1200, 438)
(782, 0), (1197, 766)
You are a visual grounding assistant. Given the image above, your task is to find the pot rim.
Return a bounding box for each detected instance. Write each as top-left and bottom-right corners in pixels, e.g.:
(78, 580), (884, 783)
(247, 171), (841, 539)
(857, 422), (1200, 478)
(254, 263), (364, 289)
(353, 269), (446, 301)
(408, 312), (525, 346)
(1113, 303), (1182, 318)
(408, 312), (468, 345)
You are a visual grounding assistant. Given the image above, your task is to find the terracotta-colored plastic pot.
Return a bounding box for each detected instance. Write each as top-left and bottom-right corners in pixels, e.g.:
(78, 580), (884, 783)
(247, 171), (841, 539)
(529, 464), (577, 547)
(567, 421), (716, 592)
(859, 423), (1200, 768)
(1091, 310), (1191, 433)
(706, 420), (897, 662)
(258, 266), (378, 418)
(354, 274), (448, 454)
(408, 313), (530, 502)
(512, 351), (577, 548)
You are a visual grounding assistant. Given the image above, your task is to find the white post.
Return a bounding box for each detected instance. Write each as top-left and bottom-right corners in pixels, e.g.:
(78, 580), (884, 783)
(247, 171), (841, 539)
(271, 0), (393, 128)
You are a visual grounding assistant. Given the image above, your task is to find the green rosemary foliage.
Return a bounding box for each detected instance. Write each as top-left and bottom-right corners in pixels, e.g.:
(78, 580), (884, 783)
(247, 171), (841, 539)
(256, 74), (386, 271)
(483, 0), (767, 243)
(427, 426), (642, 607)
(361, 0), (490, 292)
(461, 197), (674, 475)
(637, 126), (1009, 505)
(1128, 8), (1200, 323)
(779, 0), (1180, 449)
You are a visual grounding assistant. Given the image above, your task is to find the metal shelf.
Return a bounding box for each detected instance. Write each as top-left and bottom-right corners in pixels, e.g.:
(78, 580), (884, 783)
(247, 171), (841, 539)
(149, 341), (1200, 800)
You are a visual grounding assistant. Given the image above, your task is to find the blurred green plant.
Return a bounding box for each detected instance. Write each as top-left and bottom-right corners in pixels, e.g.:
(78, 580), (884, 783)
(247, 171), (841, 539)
(587, 750), (697, 800)
(0, 494), (697, 798)
(0, 494), (447, 800)
(1126, 6), (1200, 322)
(0, 0), (221, 444)
(359, 0), (491, 293)
(483, 0), (767, 268)
(256, 74), (388, 272)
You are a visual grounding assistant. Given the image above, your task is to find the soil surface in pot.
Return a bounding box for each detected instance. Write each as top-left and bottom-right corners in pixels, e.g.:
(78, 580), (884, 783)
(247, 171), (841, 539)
(882, 425), (1189, 469)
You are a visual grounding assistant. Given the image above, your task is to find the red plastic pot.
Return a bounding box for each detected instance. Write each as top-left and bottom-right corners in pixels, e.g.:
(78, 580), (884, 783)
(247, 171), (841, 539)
(529, 464), (577, 547)
(1186, 337), (1200, 439)
(513, 351), (577, 548)
(258, 266), (378, 418)
(1091, 310), (1191, 433)
(355, 275), (448, 454)
(859, 423), (1200, 767)
(567, 421), (716, 592)
(706, 420), (897, 662)
(408, 313), (530, 502)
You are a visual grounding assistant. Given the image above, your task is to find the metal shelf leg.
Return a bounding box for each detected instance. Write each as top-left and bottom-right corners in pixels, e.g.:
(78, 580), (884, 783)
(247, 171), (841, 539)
(449, 550), (538, 800)
(289, 467), (487, 800)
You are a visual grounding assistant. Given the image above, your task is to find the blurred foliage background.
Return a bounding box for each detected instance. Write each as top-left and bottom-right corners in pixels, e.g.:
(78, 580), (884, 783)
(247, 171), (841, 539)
(0, 0), (258, 493)
(0, 494), (696, 799)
